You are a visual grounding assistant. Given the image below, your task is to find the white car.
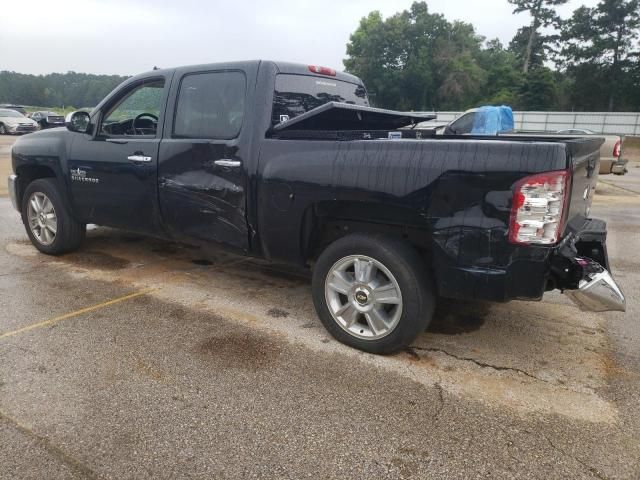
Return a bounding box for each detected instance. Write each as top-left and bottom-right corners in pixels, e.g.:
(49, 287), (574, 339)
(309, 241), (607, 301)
(0, 109), (39, 135)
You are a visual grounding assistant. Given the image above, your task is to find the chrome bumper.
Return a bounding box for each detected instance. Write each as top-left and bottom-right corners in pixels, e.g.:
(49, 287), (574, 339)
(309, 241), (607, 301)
(611, 159), (628, 175)
(565, 259), (626, 312)
(7, 175), (19, 211)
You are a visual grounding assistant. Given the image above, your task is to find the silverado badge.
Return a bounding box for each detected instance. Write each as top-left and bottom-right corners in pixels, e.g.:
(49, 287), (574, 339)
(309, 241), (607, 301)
(70, 168), (99, 184)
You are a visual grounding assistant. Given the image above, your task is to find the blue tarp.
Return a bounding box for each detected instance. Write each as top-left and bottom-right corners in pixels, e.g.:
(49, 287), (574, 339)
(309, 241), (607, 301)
(470, 106), (514, 135)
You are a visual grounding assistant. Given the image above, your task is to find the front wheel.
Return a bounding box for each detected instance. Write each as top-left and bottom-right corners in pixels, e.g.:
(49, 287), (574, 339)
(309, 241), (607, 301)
(21, 178), (86, 255)
(0, 124), (6, 135)
(312, 234), (435, 354)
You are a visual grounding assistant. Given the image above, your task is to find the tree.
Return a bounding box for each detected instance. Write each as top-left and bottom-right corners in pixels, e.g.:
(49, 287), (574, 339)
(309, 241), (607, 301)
(509, 26), (547, 71)
(517, 67), (558, 109)
(508, 0), (569, 74)
(344, 1), (485, 110)
(560, 0), (640, 111)
(479, 39), (522, 105)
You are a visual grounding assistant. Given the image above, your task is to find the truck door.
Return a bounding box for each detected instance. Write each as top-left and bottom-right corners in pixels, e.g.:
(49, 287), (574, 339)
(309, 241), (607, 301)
(68, 76), (169, 233)
(158, 69), (249, 251)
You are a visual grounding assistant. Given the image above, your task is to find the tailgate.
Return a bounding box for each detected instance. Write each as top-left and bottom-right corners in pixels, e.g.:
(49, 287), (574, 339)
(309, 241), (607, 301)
(47, 115), (65, 124)
(563, 137), (604, 234)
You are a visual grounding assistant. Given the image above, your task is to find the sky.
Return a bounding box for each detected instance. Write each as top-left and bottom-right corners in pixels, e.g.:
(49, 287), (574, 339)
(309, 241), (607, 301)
(1, 0), (600, 76)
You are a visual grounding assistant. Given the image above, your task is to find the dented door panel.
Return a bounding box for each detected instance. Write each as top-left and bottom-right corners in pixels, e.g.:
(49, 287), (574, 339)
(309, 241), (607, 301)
(158, 139), (248, 250)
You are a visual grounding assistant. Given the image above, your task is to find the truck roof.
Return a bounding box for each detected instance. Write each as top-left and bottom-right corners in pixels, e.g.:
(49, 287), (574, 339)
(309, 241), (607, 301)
(129, 60), (363, 86)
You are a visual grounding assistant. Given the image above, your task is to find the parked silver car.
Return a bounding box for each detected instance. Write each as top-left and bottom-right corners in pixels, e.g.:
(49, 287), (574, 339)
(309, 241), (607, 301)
(0, 109), (39, 135)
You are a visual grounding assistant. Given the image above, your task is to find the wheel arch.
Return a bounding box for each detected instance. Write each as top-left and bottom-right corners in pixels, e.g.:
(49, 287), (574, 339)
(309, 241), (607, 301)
(14, 165), (58, 210)
(300, 200), (434, 265)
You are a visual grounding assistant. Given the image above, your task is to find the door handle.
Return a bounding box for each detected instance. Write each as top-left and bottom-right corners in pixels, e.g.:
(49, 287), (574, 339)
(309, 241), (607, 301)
(128, 154), (152, 163)
(214, 159), (241, 167)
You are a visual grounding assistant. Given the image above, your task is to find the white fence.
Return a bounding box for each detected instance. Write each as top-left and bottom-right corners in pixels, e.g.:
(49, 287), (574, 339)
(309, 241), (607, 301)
(433, 111), (640, 136)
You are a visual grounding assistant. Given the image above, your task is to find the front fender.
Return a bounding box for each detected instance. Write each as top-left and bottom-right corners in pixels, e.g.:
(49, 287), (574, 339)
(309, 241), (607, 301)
(11, 129), (78, 215)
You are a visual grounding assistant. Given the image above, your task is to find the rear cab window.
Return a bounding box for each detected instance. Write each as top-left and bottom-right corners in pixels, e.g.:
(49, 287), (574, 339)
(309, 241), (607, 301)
(272, 74), (369, 126)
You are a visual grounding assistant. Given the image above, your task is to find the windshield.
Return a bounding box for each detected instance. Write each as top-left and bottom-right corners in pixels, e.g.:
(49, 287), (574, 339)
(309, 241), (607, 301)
(0, 109), (24, 118)
(272, 74), (368, 125)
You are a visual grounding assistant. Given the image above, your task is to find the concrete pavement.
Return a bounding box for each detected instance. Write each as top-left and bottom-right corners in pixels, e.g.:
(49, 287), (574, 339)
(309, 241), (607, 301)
(1, 136), (639, 479)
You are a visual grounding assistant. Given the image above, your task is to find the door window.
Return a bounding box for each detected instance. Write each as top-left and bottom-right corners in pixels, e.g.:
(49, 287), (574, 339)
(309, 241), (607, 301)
(101, 79), (165, 137)
(173, 71), (246, 140)
(449, 113), (476, 135)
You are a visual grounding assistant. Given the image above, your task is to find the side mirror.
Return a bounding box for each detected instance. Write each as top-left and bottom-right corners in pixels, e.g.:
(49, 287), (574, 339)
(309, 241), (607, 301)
(65, 111), (91, 133)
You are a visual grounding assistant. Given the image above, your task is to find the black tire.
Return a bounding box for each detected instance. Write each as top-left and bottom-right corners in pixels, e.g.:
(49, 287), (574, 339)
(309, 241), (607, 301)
(0, 123), (6, 135)
(312, 234), (435, 354)
(21, 178), (86, 255)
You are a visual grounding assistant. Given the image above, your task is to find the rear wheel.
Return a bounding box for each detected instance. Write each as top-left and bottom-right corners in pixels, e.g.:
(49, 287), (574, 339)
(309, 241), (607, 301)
(21, 178), (85, 255)
(312, 234), (435, 354)
(0, 124), (6, 135)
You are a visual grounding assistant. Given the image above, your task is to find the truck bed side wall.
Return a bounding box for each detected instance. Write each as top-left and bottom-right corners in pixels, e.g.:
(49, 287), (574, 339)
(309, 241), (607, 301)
(257, 138), (569, 302)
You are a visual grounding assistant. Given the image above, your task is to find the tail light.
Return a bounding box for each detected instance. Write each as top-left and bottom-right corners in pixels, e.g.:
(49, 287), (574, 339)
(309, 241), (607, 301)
(613, 139), (621, 158)
(509, 170), (570, 245)
(308, 65), (337, 76)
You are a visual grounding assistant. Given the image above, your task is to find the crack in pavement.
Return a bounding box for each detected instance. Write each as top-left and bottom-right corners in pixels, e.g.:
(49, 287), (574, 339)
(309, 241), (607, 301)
(542, 433), (610, 480)
(597, 180), (640, 196)
(0, 409), (102, 480)
(410, 346), (547, 383)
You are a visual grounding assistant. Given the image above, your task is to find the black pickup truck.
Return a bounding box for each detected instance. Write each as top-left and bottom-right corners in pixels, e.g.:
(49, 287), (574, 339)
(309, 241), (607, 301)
(8, 60), (625, 353)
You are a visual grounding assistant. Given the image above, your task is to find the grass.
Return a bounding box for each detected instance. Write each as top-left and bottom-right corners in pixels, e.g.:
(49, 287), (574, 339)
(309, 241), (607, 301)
(23, 106), (90, 116)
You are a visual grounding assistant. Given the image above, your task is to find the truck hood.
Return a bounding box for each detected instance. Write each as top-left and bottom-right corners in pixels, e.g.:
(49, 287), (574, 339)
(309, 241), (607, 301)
(272, 102), (436, 132)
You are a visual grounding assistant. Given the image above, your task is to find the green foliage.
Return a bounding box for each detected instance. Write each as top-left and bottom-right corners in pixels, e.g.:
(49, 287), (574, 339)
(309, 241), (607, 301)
(509, 26), (547, 71)
(345, 0), (640, 112)
(344, 2), (494, 111)
(507, 0), (569, 73)
(560, 0), (640, 111)
(0, 71), (128, 109)
(517, 67), (558, 110)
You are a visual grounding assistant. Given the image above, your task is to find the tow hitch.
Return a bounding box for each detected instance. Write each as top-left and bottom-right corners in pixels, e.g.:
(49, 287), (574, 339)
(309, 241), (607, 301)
(564, 257), (626, 312)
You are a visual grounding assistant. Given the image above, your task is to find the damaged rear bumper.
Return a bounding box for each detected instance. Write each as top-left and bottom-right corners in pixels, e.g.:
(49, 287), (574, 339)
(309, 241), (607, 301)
(564, 258), (626, 312)
(552, 218), (626, 312)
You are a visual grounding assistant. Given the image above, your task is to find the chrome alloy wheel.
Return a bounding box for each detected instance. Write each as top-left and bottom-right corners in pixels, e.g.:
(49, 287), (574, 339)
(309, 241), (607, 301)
(325, 255), (403, 340)
(27, 192), (57, 246)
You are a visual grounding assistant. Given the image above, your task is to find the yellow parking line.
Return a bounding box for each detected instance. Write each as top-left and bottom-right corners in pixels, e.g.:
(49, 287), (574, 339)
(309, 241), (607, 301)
(0, 288), (156, 340)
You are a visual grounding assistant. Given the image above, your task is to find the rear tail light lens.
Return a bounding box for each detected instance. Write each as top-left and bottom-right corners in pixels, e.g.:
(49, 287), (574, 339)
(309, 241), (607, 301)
(509, 170), (569, 245)
(613, 139), (621, 158)
(308, 65), (337, 76)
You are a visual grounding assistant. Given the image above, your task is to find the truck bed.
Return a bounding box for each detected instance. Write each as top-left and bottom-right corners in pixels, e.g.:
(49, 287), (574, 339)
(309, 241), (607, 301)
(257, 134), (602, 302)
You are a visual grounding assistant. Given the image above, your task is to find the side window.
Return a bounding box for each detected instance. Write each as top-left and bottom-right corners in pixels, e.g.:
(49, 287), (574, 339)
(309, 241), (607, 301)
(451, 113), (475, 135)
(173, 71), (246, 140)
(101, 79), (165, 137)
